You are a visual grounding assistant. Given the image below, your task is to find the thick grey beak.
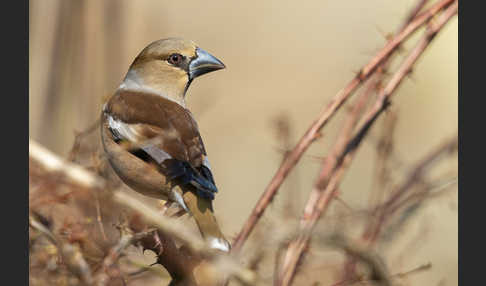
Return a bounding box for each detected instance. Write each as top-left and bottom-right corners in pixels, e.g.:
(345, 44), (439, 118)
(189, 47), (225, 79)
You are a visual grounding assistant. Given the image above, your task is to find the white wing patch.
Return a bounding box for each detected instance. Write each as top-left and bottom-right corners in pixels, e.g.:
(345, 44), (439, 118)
(142, 145), (172, 164)
(107, 114), (188, 211)
(107, 115), (140, 142)
(107, 115), (174, 163)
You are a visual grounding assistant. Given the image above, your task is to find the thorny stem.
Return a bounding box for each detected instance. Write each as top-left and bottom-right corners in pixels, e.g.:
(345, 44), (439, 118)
(276, 2), (458, 285)
(231, 0), (455, 254)
(29, 139), (256, 286)
(363, 136), (458, 244)
(30, 215), (94, 285)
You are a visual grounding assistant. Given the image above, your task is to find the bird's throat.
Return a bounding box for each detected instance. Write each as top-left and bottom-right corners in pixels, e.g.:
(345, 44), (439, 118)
(119, 69), (187, 107)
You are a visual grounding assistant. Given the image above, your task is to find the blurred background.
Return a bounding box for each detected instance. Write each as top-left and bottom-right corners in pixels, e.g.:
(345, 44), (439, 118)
(29, 0), (457, 285)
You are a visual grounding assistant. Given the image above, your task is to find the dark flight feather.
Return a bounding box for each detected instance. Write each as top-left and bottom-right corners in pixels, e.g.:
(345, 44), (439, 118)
(105, 90), (218, 199)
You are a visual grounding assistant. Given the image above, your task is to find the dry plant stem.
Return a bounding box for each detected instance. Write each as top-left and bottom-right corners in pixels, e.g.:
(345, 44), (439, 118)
(342, 1), (458, 279)
(275, 68), (378, 286)
(330, 262), (431, 286)
(355, 0), (459, 241)
(305, 75), (379, 219)
(95, 227), (156, 286)
(231, 0), (455, 254)
(368, 111), (397, 208)
(360, 0), (453, 75)
(273, 244), (287, 286)
(327, 234), (392, 286)
(30, 139), (208, 254)
(388, 176), (457, 214)
(340, 0), (434, 280)
(30, 215), (94, 285)
(129, 215), (196, 283)
(151, 230), (200, 283)
(365, 0), (428, 208)
(113, 192), (208, 254)
(29, 139), (256, 285)
(366, 0), (427, 208)
(338, 136), (457, 284)
(277, 3), (458, 284)
(365, 0), (428, 205)
(93, 191), (108, 241)
(364, 136), (458, 244)
(399, 0), (430, 32)
(29, 139), (105, 189)
(277, 137), (361, 286)
(68, 118), (101, 161)
(356, 2), (458, 147)
(394, 262), (432, 279)
(113, 191), (257, 285)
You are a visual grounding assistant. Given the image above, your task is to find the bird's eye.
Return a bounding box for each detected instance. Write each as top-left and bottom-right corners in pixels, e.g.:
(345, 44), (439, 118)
(168, 53), (183, 65)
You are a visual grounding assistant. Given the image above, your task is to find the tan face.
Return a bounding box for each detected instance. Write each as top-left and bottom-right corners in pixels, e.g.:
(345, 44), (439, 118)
(128, 38), (198, 102)
(125, 38), (225, 104)
(131, 38), (198, 69)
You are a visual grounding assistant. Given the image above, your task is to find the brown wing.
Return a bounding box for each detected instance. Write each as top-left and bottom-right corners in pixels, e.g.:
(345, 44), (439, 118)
(105, 90), (206, 167)
(104, 90), (217, 198)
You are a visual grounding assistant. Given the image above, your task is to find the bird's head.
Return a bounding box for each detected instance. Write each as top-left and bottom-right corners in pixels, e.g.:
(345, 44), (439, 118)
(120, 38), (225, 105)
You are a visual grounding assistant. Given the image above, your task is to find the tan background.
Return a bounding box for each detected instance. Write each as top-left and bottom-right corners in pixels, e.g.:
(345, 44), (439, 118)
(29, 0), (457, 285)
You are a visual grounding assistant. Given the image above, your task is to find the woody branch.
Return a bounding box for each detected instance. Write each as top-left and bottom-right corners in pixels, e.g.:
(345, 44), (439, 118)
(29, 139), (256, 286)
(231, 0), (456, 254)
(276, 2), (458, 285)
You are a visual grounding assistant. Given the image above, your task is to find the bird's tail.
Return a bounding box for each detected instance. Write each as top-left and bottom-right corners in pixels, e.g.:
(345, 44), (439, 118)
(182, 190), (231, 252)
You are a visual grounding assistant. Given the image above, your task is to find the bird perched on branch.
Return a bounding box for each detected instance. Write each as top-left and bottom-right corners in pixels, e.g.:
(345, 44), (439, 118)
(101, 38), (230, 252)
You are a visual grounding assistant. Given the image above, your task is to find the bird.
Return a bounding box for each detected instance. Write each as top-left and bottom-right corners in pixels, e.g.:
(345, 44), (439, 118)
(100, 38), (230, 252)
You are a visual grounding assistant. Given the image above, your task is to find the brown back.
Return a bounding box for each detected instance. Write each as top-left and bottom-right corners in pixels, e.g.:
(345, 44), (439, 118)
(105, 90), (206, 167)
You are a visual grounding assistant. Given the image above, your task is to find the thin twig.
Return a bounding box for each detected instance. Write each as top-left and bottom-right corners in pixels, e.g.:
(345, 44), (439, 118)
(276, 65), (379, 286)
(30, 139), (256, 285)
(363, 135), (457, 244)
(95, 225), (156, 286)
(67, 119), (101, 162)
(399, 0), (430, 32)
(330, 261), (432, 286)
(327, 234), (392, 286)
(231, 0), (455, 254)
(339, 0), (444, 280)
(276, 62), (388, 286)
(29, 139), (105, 189)
(94, 191), (108, 241)
(114, 191), (257, 285)
(30, 215), (94, 285)
(394, 262), (432, 279)
(392, 176), (457, 210)
(368, 111), (398, 209)
(339, 135), (457, 283)
(276, 2), (458, 284)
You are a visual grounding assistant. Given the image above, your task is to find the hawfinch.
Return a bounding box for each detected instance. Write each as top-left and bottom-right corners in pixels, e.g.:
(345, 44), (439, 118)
(101, 38), (230, 252)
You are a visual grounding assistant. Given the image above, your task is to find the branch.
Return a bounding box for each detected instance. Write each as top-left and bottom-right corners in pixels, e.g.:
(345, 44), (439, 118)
(114, 191), (257, 285)
(399, 0), (430, 32)
(29, 139), (256, 286)
(29, 139), (105, 189)
(326, 234), (392, 286)
(363, 135), (458, 244)
(94, 224), (156, 286)
(29, 214), (94, 285)
(231, 0), (455, 254)
(275, 58), (381, 286)
(275, 1), (458, 284)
